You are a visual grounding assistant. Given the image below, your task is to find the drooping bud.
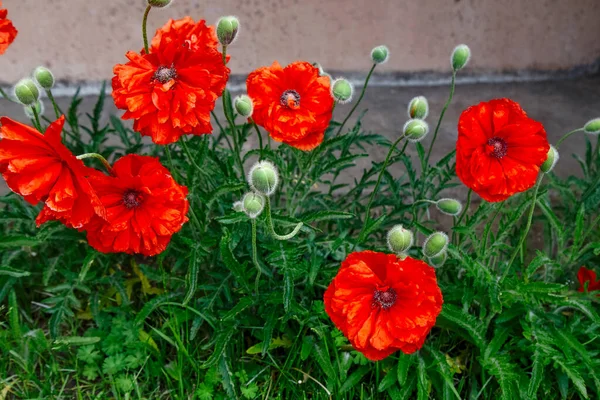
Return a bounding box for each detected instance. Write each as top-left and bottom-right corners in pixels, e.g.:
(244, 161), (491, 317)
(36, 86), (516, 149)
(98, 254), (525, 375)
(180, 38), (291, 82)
(147, 0), (172, 8)
(408, 96), (429, 120)
(403, 119), (429, 142)
(371, 45), (390, 64)
(584, 118), (600, 134)
(33, 66), (55, 89)
(232, 201), (244, 213)
(248, 160), (279, 196)
(331, 78), (353, 104)
(423, 232), (449, 258)
(14, 78), (40, 106)
(540, 145), (559, 173)
(24, 101), (44, 119)
(216, 16), (239, 46)
(436, 198), (462, 216)
(429, 251), (447, 268)
(242, 192), (265, 219)
(451, 44), (471, 71)
(234, 95), (253, 118)
(387, 225), (413, 256)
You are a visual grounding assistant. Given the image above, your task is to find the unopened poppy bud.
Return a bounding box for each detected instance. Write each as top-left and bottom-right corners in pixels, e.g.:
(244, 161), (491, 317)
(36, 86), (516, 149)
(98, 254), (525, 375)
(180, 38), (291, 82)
(429, 251), (447, 268)
(331, 78), (353, 104)
(451, 44), (471, 71)
(436, 198), (462, 216)
(33, 66), (55, 89)
(147, 0), (172, 8)
(584, 118), (600, 134)
(234, 95), (253, 117)
(423, 232), (449, 258)
(371, 45), (389, 64)
(408, 96), (429, 120)
(242, 192), (265, 218)
(14, 78), (40, 106)
(232, 201), (244, 212)
(216, 16), (239, 46)
(387, 225), (413, 255)
(403, 119), (429, 142)
(541, 145), (559, 173)
(249, 160), (279, 196)
(24, 101), (44, 119)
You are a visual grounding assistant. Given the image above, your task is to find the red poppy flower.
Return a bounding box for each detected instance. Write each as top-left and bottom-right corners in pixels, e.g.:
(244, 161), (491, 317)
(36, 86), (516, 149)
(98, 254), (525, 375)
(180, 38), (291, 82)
(456, 98), (550, 202)
(324, 251), (443, 361)
(85, 154), (189, 256)
(112, 17), (229, 145)
(0, 1), (17, 55)
(577, 267), (600, 293)
(0, 116), (104, 228)
(246, 61), (333, 151)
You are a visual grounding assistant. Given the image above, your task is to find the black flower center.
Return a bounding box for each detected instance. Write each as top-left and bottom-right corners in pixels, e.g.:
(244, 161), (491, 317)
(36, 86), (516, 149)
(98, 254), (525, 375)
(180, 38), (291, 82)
(153, 65), (178, 84)
(280, 89), (301, 109)
(122, 189), (144, 209)
(372, 288), (397, 310)
(487, 137), (508, 159)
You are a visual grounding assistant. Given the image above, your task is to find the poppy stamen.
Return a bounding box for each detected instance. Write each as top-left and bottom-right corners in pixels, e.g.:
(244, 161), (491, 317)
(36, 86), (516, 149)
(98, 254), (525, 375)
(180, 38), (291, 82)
(280, 89), (301, 109)
(153, 65), (178, 84)
(372, 288), (397, 310)
(123, 189), (144, 209)
(487, 137), (508, 159)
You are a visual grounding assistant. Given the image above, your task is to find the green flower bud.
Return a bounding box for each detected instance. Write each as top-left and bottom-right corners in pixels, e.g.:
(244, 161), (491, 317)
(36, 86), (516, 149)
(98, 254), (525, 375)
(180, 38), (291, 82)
(232, 201), (244, 213)
(14, 78), (40, 106)
(403, 119), (429, 142)
(242, 192), (265, 218)
(234, 95), (253, 117)
(584, 118), (600, 134)
(436, 198), (462, 216)
(540, 145), (559, 173)
(371, 45), (389, 64)
(33, 66), (55, 89)
(216, 16), (239, 46)
(423, 231), (449, 258)
(429, 250), (447, 268)
(331, 78), (353, 104)
(387, 225), (413, 255)
(24, 101), (44, 119)
(451, 44), (471, 71)
(249, 160), (279, 196)
(408, 96), (429, 119)
(147, 0), (172, 8)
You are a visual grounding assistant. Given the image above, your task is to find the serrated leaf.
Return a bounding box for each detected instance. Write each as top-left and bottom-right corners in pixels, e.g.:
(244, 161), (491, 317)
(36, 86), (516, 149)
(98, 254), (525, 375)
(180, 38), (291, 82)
(340, 366), (370, 394)
(54, 336), (101, 346)
(182, 247), (200, 306)
(0, 266), (30, 278)
(222, 297), (254, 321)
(134, 292), (178, 327)
(202, 324), (236, 368)
(313, 341), (336, 380)
(301, 210), (355, 223)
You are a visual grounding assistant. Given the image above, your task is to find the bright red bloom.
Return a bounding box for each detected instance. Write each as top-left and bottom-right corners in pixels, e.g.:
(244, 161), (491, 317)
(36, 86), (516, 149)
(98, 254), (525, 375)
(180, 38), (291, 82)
(112, 17), (229, 145)
(85, 154), (189, 256)
(0, 1), (17, 55)
(247, 61), (333, 151)
(0, 116), (104, 228)
(577, 267), (600, 293)
(456, 98), (550, 202)
(324, 251), (443, 361)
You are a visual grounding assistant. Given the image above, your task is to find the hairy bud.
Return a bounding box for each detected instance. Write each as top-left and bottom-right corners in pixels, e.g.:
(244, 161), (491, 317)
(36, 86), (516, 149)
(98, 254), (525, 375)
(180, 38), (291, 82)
(14, 78), (40, 106)
(234, 95), (253, 117)
(429, 250), (447, 268)
(242, 192), (265, 218)
(451, 44), (471, 71)
(216, 16), (239, 46)
(387, 225), (413, 255)
(248, 160), (279, 196)
(403, 119), (429, 142)
(436, 198), (462, 216)
(331, 78), (353, 104)
(584, 118), (600, 134)
(423, 232), (449, 258)
(540, 145), (559, 173)
(371, 45), (390, 64)
(408, 96), (429, 120)
(33, 66), (55, 89)
(232, 201), (244, 212)
(24, 101), (44, 119)
(147, 0), (172, 7)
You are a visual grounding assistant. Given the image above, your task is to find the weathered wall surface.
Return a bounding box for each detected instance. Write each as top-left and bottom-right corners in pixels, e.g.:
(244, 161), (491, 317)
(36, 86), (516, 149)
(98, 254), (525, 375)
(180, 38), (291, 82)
(0, 0), (599, 84)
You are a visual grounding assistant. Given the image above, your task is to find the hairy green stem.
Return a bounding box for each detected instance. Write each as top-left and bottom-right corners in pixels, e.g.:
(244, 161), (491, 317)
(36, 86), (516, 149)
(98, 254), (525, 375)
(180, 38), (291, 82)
(250, 119), (264, 160)
(425, 70), (456, 167)
(453, 188), (472, 244)
(251, 219), (261, 294)
(179, 136), (206, 176)
(0, 87), (18, 103)
(335, 64), (377, 136)
(30, 106), (43, 132)
(46, 89), (63, 119)
(265, 197), (303, 240)
(556, 128), (583, 149)
(142, 5), (152, 54)
(77, 153), (113, 175)
(222, 94), (245, 176)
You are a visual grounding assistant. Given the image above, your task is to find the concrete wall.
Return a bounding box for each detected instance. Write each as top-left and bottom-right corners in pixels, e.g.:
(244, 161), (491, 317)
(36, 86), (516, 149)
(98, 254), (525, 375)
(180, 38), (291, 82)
(0, 0), (599, 85)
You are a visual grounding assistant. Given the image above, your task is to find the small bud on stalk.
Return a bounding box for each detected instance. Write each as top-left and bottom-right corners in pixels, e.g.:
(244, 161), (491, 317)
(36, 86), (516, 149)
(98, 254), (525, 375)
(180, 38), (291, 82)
(451, 44), (471, 71)
(584, 118), (600, 134)
(387, 225), (414, 255)
(371, 45), (390, 64)
(403, 119), (429, 142)
(540, 145), (559, 173)
(24, 101), (44, 119)
(423, 231), (449, 258)
(14, 78), (40, 105)
(249, 160), (279, 196)
(232, 201), (244, 212)
(217, 16), (239, 46)
(429, 250), (447, 268)
(234, 95), (253, 117)
(242, 192), (265, 218)
(408, 96), (429, 120)
(436, 198), (462, 216)
(331, 78), (353, 104)
(33, 66), (55, 89)
(147, 0), (172, 8)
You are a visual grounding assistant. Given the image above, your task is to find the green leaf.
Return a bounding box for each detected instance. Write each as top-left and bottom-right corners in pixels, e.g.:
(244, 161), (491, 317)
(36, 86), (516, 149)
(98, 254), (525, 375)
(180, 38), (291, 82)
(202, 324), (236, 369)
(182, 246), (200, 306)
(218, 354), (237, 399)
(378, 365), (398, 392)
(438, 304), (486, 350)
(283, 267), (293, 313)
(222, 297), (254, 321)
(301, 210), (355, 223)
(0, 235), (41, 248)
(134, 292), (178, 327)
(553, 357), (588, 399)
(54, 336), (101, 346)
(220, 230), (251, 292)
(340, 366), (370, 394)
(313, 340), (336, 380)
(0, 266), (30, 278)
(527, 349), (544, 399)
(9, 289), (22, 340)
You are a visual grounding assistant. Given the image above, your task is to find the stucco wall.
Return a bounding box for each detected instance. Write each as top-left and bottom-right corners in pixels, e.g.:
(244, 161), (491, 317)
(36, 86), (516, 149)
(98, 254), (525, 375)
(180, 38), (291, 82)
(0, 0), (599, 84)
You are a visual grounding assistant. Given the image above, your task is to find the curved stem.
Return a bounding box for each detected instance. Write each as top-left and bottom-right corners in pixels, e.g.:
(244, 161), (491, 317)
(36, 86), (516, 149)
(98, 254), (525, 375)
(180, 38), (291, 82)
(142, 5), (152, 54)
(265, 196), (303, 241)
(30, 106), (43, 132)
(222, 95), (245, 176)
(222, 46), (228, 65)
(250, 119), (264, 160)
(452, 188), (472, 244)
(556, 128), (583, 149)
(179, 136), (206, 176)
(0, 87), (18, 104)
(46, 89), (63, 119)
(424, 70), (456, 167)
(335, 64), (377, 136)
(480, 200), (505, 259)
(251, 219), (261, 295)
(77, 153), (113, 175)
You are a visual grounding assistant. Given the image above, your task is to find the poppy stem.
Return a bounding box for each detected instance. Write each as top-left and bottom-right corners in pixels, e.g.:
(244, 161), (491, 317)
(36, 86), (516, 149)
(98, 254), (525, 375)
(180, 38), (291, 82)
(251, 219), (261, 295)
(45, 89), (63, 119)
(264, 196), (303, 240)
(250, 118), (264, 160)
(0, 87), (19, 104)
(76, 153), (114, 175)
(335, 63), (377, 136)
(222, 46), (228, 65)
(425, 70), (456, 168)
(453, 188), (472, 244)
(179, 136), (207, 177)
(30, 106), (43, 132)
(556, 128), (584, 149)
(142, 5), (152, 54)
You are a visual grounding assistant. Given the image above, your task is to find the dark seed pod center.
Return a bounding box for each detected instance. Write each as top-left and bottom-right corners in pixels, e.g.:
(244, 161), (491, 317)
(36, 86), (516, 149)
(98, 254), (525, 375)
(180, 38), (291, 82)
(487, 137), (508, 159)
(123, 189), (144, 209)
(280, 89), (301, 109)
(372, 288), (397, 310)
